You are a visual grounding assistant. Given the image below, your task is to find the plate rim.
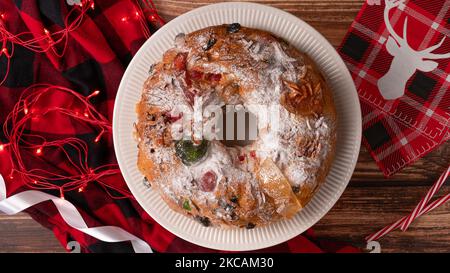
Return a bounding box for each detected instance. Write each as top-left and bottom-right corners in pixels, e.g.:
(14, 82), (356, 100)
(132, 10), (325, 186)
(113, 1), (361, 251)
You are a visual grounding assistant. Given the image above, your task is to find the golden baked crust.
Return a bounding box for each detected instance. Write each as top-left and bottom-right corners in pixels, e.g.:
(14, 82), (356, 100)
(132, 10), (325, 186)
(136, 24), (337, 228)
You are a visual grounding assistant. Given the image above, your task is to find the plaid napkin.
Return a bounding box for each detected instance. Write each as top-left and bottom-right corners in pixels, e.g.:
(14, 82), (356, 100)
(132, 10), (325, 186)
(0, 0), (360, 253)
(338, 0), (450, 176)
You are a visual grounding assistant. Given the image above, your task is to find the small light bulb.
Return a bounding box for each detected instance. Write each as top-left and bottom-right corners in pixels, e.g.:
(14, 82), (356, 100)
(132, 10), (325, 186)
(36, 147), (42, 155)
(121, 17), (127, 22)
(0, 144), (4, 151)
(87, 90), (100, 99)
(78, 187), (84, 192)
(1, 48), (9, 58)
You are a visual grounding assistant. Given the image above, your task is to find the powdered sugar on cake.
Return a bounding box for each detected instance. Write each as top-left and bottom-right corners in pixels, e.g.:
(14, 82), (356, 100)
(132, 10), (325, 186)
(136, 25), (336, 227)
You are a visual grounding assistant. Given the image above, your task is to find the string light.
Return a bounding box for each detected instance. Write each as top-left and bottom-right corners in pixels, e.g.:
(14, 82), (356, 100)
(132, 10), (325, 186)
(0, 1), (102, 82)
(1, 47), (9, 57)
(1, 0), (162, 84)
(8, 170), (14, 180)
(43, 28), (54, 47)
(1, 84), (132, 199)
(0, 1), (164, 198)
(139, 0), (164, 26)
(86, 90), (100, 100)
(23, 101), (29, 115)
(0, 3), (91, 83)
(94, 134), (101, 143)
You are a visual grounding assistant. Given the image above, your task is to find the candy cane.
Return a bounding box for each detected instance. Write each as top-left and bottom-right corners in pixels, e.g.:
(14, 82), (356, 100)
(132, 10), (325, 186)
(400, 165), (450, 231)
(366, 193), (450, 242)
(366, 166), (450, 242)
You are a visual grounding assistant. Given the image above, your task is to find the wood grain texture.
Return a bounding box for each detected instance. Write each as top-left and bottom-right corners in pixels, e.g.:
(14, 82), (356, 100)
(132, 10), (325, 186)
(0, 0), (449, 253)
(0, 214), (64, 253)
(152, 0), (363, 47)
(315, 185), (450, 253)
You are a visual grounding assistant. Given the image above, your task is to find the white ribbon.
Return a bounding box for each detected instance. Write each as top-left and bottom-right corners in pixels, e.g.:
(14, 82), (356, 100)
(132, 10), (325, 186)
(0, 174), (152, 253)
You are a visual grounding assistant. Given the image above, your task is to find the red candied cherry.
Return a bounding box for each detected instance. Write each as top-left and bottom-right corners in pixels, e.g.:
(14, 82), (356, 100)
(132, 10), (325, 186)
(174, 52), (188, 71)
(209, 73), (222, 82)
(238, 154), (246, 162)
(188, 69), (204, 80)
(183, 89), (197, 105)
(185, 76), (192, 87)
(205, 73), (222, 82)
(250, 150), (256, 158)
(165, 112), (183, 123)
(200, 171), (217, 192)
(185, 69), (202, 87)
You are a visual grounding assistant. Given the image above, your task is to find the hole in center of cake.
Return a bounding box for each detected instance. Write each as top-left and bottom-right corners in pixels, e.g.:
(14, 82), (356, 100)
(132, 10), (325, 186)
(218, 105), (258, 147)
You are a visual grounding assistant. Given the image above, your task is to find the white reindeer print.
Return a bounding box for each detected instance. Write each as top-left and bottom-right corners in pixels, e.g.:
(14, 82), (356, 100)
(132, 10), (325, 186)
(377, 0), (450, 100)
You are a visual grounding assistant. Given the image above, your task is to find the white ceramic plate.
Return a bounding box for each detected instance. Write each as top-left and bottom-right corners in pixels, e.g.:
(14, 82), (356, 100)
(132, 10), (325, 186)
(113, 2), (361, 251)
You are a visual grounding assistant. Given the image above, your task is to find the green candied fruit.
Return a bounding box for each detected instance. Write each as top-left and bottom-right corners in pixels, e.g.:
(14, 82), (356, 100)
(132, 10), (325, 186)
(175, 140), (209, 166)
(182, 199), (191, 211)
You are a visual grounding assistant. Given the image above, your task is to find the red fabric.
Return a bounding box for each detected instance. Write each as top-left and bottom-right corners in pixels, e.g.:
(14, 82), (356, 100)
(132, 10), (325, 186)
(0, 0), (360, 253)
(338, 0), (450, 176)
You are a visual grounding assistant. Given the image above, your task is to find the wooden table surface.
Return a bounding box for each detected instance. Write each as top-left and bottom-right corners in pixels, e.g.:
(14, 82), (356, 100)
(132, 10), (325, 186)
(1, 0), (449, 253)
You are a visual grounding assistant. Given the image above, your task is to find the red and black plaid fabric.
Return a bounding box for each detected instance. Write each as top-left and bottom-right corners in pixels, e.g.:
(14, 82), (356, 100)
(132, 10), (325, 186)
(0, 0), (359, 253)
(338, 0), (450, 176)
